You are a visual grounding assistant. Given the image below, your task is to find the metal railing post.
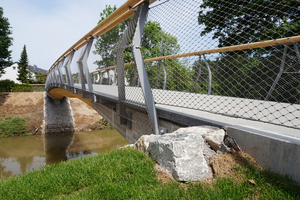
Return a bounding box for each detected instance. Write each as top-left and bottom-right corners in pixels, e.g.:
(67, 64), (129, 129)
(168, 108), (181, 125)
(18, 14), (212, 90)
(107, 70), (111, 85)
(116, 6), (141, 126)
(203, 54), (212, 95)
(132, 1), (161, 135)
(57, 58), (65, 86)
(64, 50), (75, 91)
(265, 45), (288, 101)
(77, 38), (94, 99)
(99, 71), (103, 85)
(191, 55), (201, 93)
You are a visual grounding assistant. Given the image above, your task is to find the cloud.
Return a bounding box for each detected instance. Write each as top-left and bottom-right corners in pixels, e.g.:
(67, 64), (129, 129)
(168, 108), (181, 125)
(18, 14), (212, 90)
(1, 0), (124, 70)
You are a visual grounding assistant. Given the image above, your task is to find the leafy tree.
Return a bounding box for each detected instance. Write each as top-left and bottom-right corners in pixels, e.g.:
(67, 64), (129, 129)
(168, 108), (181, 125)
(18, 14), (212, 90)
(198, 0), (300, 103)
(0, 7), (13, 77)
(93, 5), (130, 69)
(17, 45), (30, 84)
(94, 5), (192, 91)
(198, 0), (300, 49)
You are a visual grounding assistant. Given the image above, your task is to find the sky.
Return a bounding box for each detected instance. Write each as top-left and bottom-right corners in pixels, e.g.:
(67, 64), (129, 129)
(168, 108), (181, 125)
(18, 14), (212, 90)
(0, 0), (125, 70)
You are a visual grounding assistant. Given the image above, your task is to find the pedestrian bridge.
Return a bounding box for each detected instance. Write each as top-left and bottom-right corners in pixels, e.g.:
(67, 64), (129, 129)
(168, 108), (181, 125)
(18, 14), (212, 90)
(45, 0), (300, 182)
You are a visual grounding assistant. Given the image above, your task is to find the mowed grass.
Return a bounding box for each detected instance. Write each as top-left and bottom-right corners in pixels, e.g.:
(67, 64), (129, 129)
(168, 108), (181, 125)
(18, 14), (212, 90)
(0, 148), (299, 199)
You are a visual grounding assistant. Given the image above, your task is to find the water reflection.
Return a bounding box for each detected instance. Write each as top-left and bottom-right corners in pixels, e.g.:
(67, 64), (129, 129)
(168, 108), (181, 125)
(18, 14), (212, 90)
(0, 129), (129, 179)
(44, 132), (75, 164)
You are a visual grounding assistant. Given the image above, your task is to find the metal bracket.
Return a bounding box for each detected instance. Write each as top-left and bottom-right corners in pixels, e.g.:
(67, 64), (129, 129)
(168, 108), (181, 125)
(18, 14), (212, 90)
(159, 126), (168, 134)
(126, 111), (132, 129)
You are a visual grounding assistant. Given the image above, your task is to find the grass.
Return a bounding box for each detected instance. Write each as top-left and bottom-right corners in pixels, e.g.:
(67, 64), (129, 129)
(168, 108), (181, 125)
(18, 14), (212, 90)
(0, 148), (299, 199)
(0, 115), (29, 137)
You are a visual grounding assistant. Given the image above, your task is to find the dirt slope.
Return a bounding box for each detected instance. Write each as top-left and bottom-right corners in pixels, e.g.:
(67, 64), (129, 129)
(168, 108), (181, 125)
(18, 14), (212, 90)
(0, 92), (102, 134)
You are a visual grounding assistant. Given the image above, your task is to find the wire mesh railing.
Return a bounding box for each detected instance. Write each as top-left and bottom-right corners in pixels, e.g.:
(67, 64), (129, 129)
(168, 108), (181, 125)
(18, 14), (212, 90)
(46, 0), (300, 131)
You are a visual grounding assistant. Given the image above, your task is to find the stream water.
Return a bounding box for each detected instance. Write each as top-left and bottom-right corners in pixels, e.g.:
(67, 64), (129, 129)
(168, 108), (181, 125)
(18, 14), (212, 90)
(0, 129), (129, 179)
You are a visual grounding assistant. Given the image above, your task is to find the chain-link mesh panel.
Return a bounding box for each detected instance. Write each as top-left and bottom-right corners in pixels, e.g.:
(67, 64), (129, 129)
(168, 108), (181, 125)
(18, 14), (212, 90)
(140, 0), (300, 129)
(114, 5), (154, 132)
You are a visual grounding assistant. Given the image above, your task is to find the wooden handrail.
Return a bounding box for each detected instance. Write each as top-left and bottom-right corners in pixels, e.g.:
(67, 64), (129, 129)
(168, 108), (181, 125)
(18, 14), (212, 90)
(90, 35), (300, 74)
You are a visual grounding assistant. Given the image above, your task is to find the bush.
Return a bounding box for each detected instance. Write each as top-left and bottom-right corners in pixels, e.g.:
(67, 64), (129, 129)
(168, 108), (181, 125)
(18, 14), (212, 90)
(11, 84), (33, 92)
(0, 116), (28, 137)
(0, 79), (15, 92)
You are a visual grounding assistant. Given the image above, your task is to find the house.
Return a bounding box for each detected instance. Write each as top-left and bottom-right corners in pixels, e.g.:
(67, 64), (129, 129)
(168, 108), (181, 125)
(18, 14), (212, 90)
(0, 63), (47, 83)
(0, 63), (21, 83)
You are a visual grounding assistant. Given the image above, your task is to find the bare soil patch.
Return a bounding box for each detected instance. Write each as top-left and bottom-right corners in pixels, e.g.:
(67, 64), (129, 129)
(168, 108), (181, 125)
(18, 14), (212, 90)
(69, 98), (102, 132)
(0, 92), (102, 134)
(0, 92), (44, 134)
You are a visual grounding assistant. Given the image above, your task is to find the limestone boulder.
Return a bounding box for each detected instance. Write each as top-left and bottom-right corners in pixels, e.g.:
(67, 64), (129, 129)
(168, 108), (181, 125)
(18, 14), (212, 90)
(204, 129), (225, 151)
(148, 132), (212, 182)
(174, 126), (225, 151)
(134, 134), (160, 154)
(174, 126), (219, 137)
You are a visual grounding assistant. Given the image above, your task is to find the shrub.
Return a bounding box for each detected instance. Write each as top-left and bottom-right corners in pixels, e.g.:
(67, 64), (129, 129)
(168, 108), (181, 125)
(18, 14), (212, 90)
(0, 79), (15, 92)
(11, 84), (33, 92)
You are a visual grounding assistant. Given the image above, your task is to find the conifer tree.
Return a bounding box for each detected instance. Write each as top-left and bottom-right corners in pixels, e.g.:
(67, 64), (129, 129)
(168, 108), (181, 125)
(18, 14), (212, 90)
(17, 45), (30, 84)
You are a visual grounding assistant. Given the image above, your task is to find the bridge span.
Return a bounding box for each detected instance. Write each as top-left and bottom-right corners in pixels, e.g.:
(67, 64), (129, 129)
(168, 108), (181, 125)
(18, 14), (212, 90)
(46, 0), (300, 183)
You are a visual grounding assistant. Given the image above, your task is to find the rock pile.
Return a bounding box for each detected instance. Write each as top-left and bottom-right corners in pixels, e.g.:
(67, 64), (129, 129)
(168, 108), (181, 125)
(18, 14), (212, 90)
(133, 126), (239, 182)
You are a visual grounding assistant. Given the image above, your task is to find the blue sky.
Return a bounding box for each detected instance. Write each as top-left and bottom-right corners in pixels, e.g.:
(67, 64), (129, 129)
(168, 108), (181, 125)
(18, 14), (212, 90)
(0, 0), (125, 70)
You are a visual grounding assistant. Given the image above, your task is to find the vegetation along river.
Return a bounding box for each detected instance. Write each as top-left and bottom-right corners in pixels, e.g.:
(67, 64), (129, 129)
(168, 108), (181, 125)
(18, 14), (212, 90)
(0, 129), (129, 179)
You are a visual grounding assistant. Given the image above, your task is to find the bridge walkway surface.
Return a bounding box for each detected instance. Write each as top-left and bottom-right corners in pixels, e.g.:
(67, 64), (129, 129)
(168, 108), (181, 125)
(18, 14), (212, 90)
(82, 84), (300, 138)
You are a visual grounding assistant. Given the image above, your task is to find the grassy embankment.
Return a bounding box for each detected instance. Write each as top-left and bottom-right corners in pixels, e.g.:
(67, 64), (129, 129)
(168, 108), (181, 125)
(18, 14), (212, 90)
(0, 148), (299, 199)
(0, 115), (29, 137)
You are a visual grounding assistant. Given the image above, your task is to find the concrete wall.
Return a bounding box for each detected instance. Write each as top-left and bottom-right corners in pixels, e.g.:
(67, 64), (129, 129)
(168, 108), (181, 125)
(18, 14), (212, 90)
(92, 102), (154, 144)
(227, 126), (300, 184)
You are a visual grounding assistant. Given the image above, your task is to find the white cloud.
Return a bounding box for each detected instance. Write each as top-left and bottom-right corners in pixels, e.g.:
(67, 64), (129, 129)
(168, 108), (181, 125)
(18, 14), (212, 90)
(1, 0), (124, 70)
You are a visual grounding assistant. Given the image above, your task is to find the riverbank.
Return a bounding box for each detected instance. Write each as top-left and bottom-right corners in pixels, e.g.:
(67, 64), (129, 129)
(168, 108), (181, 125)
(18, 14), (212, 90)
(0, 147), (299, 199)
(0, 92), (103, 136)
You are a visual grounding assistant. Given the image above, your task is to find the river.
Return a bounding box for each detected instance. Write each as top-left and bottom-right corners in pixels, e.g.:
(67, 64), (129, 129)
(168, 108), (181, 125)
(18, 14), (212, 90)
(0, 129), (129, 179)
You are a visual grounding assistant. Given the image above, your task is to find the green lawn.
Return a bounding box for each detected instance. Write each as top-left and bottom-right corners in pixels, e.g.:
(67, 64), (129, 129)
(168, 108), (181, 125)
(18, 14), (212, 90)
(0, 148), (299, 199)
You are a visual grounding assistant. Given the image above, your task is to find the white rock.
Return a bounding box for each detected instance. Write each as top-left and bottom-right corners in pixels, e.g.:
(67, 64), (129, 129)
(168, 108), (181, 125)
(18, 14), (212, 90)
(174, 126), (219, 137)
(148, 132), (212, 182)
(204, 129), (225, 151)
(134, 134), (160, 154)
(174, 126), (225, 151)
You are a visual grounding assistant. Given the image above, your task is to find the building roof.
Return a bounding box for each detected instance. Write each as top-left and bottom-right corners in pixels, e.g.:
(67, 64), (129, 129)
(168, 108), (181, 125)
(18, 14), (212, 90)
(28, 65), (47, 75)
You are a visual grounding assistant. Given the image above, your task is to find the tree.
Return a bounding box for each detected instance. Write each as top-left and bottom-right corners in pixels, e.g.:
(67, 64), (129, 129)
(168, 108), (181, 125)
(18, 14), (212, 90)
(93, 5), (130, 68)
(0, 7), (13, 77)
(198, 0), (300, 103)
(94, 5), (192, 91)
(17, 45), (30, 84)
